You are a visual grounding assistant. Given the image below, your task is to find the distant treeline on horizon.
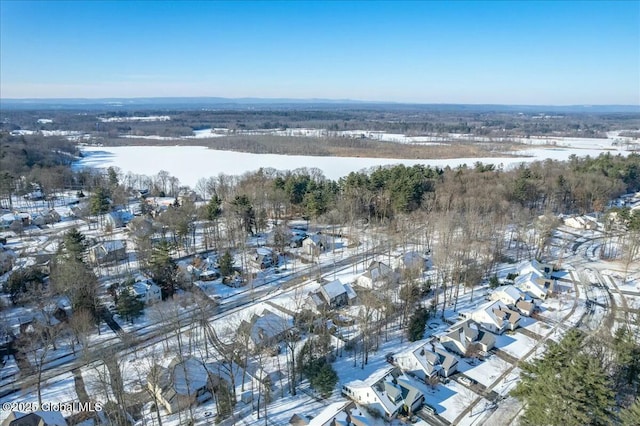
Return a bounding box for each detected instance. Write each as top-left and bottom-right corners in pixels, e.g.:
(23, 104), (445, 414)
(1, 97), (639, 113)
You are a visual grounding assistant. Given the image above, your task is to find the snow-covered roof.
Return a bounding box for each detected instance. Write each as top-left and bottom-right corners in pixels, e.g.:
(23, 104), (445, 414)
(7, 411), (67, 426)
(515, 272), (548, 298)
(170, 357), (208, 396)
(248, 310), (293, 345)
(308, 401), (351, 426)
(472, 300), (520, 329)
(256, 247), (273, 256)
(395, 340), (443, 377)
(395, 251), (425, 270)
(322, 279), (348, 299)
(492, 285), (524, 303)
(131, 280), (159, 297)
(517, 259), (550, 277)
(98, 240), (126, 252)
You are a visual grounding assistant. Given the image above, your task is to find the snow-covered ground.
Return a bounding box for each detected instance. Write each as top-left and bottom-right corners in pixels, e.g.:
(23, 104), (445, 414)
(99, 115), (171, 122)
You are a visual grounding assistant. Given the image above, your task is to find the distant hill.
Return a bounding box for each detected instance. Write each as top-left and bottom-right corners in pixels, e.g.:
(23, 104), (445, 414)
(1, 97), (638, 113)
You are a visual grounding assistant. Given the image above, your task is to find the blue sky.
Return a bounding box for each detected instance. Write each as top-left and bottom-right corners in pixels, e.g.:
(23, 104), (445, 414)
(1, 1), (638, 104)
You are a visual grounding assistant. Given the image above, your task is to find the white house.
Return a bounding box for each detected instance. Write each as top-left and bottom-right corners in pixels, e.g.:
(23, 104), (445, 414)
(514, 259), (555, 299)
(302, 233), (333, 256)
(460, 300), (521, 335)
(517, 259), (553, 278)
(355, 261), (395, 290)
(130, 276), (162, 304)
(394, 340), (459, 380)
(515, 272), (550, 300)
(289, 402), (372, 426)
(342, 366), (424, 419)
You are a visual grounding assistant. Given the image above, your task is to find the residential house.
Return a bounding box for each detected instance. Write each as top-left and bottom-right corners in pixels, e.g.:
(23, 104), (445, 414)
(438, 319), (496, 356)
(517, 259), (553, 278)
(130, 276), (162, 304)
(342, 366), (424, 419)
(394, 340), (459, 380)
(393, 251), (429, 273)
(489, 285), (536, 316)
(289, 413), (311, 426)
(307, 279), (357, 310)
(177, 189), (198, 205)
(1, 411), (67, 426)
(515, 260), (555, 299)
(240, 309), (294, 349)
(33, 253), (53, 275)
(355, 261), (395, 290)
(1, 213), (30, 229)
(252, 247), (277, 269)
(32, 209), (61, 226)
(433, 346), (460, 377)
(302, 233), (333, 257)
(89, 240), (127, 264)
(563, 215), (598, 230)
(514, 273), (550, 300)
(289, 402), (371, 426)
(127, 216), (155, 239)
(461, 300), (521, 334)
(147, 357), (212, 414)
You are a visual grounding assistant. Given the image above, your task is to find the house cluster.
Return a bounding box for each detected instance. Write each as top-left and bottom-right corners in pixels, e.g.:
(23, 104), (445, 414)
(336, 259), (557, 420)
(0, 211), (31, 230)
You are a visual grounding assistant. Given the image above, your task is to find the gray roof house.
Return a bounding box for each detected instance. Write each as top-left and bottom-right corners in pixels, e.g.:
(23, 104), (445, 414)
(394, 340), (459, 380)
(88, 240), (127, 264)
(342, 366), (424, 419)
(307, 279), (357, 310)
(147, 356), (212, 414)
(438, 319), (496, 357)
(240, 309), (294, 349)
(1, 411), (67, 426)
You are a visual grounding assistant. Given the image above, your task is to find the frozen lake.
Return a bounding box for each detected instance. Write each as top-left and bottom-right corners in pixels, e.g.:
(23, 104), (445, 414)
(74, 142), (628, 188)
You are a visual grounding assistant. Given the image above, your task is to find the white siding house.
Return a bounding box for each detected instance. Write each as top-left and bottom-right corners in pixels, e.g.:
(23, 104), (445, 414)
(342, 366), (424, 419)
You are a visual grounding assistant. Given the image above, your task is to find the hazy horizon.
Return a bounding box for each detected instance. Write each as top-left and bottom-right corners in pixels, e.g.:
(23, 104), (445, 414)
(1, 1), (639, 105)
(1, 96), (639, 108)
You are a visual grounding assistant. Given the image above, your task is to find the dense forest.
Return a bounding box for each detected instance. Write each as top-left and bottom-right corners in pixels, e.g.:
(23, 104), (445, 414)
(2, 108), (639, 139)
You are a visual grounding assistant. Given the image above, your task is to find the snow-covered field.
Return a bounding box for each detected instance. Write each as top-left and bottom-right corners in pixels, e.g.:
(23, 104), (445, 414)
(75, 135), (633, 188)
